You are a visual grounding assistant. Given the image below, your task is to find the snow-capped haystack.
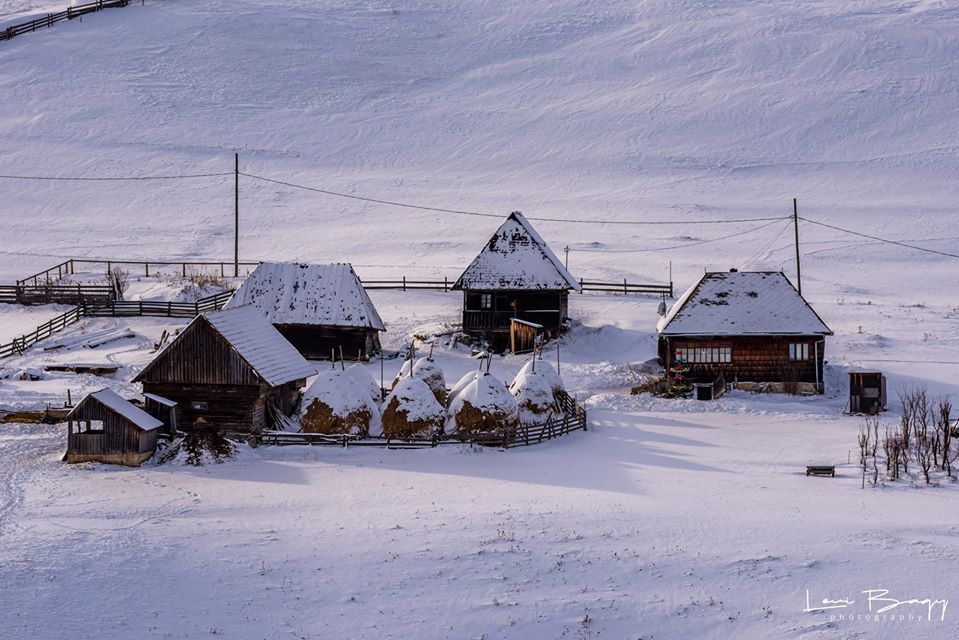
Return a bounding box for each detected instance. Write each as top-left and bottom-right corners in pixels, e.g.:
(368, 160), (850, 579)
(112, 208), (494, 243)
(381, 377), (446, 438)
(510, 368), (561, 424)
(391, 358), (414, 387)
(448, 373), (519, 436)
(448, 369), (482, 408)
(411, 357), (446, 405)
(509, 359), (566, 423)
(346, 363), (382, 406)
(158, 426), (236, 466)
(300, 369), (381, 437)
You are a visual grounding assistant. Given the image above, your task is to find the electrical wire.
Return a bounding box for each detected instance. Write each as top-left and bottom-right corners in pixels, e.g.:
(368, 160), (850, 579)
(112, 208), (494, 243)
(740, 218), (792, 268)
(799, 217), (959, 260)
(0, 172), (233, 181)
(568, 218), (787, 253)
(238, 171), (789, 226)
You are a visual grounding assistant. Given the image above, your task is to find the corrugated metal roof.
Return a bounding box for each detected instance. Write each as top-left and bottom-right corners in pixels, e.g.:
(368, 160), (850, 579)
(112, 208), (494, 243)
(81, 388), (164, 431)
(658, 271), (832, 336)
(203, 306), (317, 386)
(453, 212), (581, 291)
(226, 262), (385, 331)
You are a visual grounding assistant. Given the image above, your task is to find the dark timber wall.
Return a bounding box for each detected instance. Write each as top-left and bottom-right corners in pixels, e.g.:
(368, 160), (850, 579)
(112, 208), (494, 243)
(276, 324), (380, 360)
(659, 335), (826, 387)
(461, 290), (569, 348)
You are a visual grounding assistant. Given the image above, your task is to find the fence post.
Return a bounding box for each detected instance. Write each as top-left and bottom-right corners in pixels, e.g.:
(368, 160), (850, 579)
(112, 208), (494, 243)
(403, 276), (406, 292)
(220, 262), (224, 278)
(182, 263), (186, 278)
(444, 276), (448, 291)
(69, 259), (74, 275)
(145, 262), (149, 277)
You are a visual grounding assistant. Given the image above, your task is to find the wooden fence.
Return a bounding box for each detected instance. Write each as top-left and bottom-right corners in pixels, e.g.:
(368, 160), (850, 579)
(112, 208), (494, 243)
(0, 284), (115, 305)
(16, 259), (672, 297)
(0, 291), (233, 359)
(1, 0), (130, 42)
(262, 391), (587, 450)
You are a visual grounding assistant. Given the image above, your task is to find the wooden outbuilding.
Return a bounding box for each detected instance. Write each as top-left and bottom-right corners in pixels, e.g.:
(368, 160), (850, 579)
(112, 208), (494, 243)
(452, 211), (581, 349)
(66, 388), (164, 466)
(133, 306), (316, 433)
(657, 270), (833, 393)
(226, 262), (385, 360)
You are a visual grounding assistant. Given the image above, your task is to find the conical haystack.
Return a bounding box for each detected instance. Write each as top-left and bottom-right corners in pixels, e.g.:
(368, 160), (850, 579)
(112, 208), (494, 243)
(410, 357), (446, 405)
(448, 373), (519, 437)
(381, 377), (446, 438)
(514, 359), (565, 397)
(448, 369), (480, 408)
(509, 366), (561, 424)
(347, 363), (382, 405)
(300, 369), (381, 437)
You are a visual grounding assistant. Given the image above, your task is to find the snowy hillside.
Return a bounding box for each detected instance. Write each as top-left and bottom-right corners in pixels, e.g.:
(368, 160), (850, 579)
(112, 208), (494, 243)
(2, 1), (959, 639)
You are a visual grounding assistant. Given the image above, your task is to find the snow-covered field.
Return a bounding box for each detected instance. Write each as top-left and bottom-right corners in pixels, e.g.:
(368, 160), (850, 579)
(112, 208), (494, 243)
(2, 0), (959, 638)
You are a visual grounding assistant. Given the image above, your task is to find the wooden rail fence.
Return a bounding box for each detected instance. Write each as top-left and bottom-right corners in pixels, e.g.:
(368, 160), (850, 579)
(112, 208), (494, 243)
(1, 0), (131, 42)
(0, 284), (115, 305)
(0, 291), (234, 359)
(263, 391), (587, 450)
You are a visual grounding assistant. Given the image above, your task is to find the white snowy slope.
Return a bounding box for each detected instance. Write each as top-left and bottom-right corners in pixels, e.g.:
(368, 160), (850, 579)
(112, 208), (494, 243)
(1, 1), (959, 639)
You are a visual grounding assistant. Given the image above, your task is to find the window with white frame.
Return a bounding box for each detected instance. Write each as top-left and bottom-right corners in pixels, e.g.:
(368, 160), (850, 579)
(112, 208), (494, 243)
(674, 346), (732, 364)
(480, 293), (492, 310)
(789, 343), (810, 361)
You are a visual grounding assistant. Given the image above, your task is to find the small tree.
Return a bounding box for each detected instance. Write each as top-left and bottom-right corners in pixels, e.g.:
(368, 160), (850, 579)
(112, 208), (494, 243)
(939, 400), (954, 477)
(106, 266), (130, 300)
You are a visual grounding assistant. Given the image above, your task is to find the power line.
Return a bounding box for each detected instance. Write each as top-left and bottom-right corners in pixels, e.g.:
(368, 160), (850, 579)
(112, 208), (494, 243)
(568, 218), (788, 253)
(799, 217), (959, 260)
(740, 218), (792, 268)
(0, 172), (233, 181)
(239, 171), (788, 226)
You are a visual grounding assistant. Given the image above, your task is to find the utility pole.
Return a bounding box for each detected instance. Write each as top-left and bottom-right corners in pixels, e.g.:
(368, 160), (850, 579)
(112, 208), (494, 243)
(564, 245), (570, 269)
(793, 197), (802, 296)
(234, 153), (239, 278)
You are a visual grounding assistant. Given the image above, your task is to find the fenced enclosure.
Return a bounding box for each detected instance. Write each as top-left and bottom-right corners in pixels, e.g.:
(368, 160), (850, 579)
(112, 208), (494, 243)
(263, 391), (587, 450)
(0, 291), (234, 359)
(1, 0), (131, 42)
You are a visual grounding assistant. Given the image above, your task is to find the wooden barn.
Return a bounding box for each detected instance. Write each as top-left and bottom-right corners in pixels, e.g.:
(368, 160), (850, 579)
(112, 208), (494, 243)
(65, 388), (164, 466)
(226, 262), (385, 360)
(133, 306), (316, 433)
(657, 270), (833, 393)
(452, 211), (581, 349)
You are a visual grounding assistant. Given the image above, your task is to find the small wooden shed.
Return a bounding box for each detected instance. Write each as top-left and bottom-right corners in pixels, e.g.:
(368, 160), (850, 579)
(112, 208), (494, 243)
(133, 306), (316, 434)
(66, 388), (163, 466)
(453, 211), (580, 350)
(226, 262), (385, 360)
(658, 270), (833, 393)
(848, 371), (886, 414)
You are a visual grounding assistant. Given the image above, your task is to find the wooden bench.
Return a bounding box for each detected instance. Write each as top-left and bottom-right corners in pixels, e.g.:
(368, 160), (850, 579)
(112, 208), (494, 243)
(806, 465), (836, 477)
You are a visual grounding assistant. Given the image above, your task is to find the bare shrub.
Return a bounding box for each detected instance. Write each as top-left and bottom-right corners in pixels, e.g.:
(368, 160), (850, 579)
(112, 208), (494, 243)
(105, 266), (130, 300)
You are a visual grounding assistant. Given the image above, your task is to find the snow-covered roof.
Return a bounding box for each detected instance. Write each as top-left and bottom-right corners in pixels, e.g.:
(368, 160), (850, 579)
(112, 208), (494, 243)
(657, 271), (832, 337)
(227, 262), (385, 331)
(202, 306), (317, 386)
(453, 212), (581, 291)
(143, 393), (177, 408)
(78, 388), (164, 431)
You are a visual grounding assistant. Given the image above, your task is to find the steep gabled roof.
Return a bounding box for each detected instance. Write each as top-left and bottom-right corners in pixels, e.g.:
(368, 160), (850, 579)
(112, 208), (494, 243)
(658, 271), (832, 337)
(134, 306), (316, 387)
(227, 262), (385, 331)
(453, 212), (581, 291)
(69, 388), (164, 431)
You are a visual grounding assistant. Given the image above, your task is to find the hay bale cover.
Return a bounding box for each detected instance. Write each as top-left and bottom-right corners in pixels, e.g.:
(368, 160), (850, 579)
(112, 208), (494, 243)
(300, 369), (381, 437)
(381, 377), (446, 439)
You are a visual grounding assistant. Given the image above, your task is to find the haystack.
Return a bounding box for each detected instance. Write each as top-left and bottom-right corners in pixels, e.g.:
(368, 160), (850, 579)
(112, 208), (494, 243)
(510, 367), (561, 424)
(300, 369), (381, 437)
(381, 377), (446, 438)
(448, 369), (480, 408)
(412, 358), (446, 405)
(347, 363), (382, 405)
(157, 425), (236, 466)
(448, 373), (519, 437)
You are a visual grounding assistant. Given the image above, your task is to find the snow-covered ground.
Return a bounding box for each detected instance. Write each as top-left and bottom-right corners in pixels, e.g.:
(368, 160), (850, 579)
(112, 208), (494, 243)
(2, 0), (959, 637)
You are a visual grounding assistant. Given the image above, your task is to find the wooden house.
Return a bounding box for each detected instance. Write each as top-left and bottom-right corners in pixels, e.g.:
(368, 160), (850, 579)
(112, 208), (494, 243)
(452, 211), (581, 349)
(226, 262), (385, 360)
(133, 306), (316, 433)
(657, 270), (833, 393)
(66, 388), (164, 466)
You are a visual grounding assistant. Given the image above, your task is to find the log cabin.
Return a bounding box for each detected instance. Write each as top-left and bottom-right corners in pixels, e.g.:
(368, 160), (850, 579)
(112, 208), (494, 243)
(133, 306), (316, 433)
(65, 388), (164, 466)
(226, 262), (385, 360)
(657, 270), (833, 393)
(452, 211), (581, 350)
